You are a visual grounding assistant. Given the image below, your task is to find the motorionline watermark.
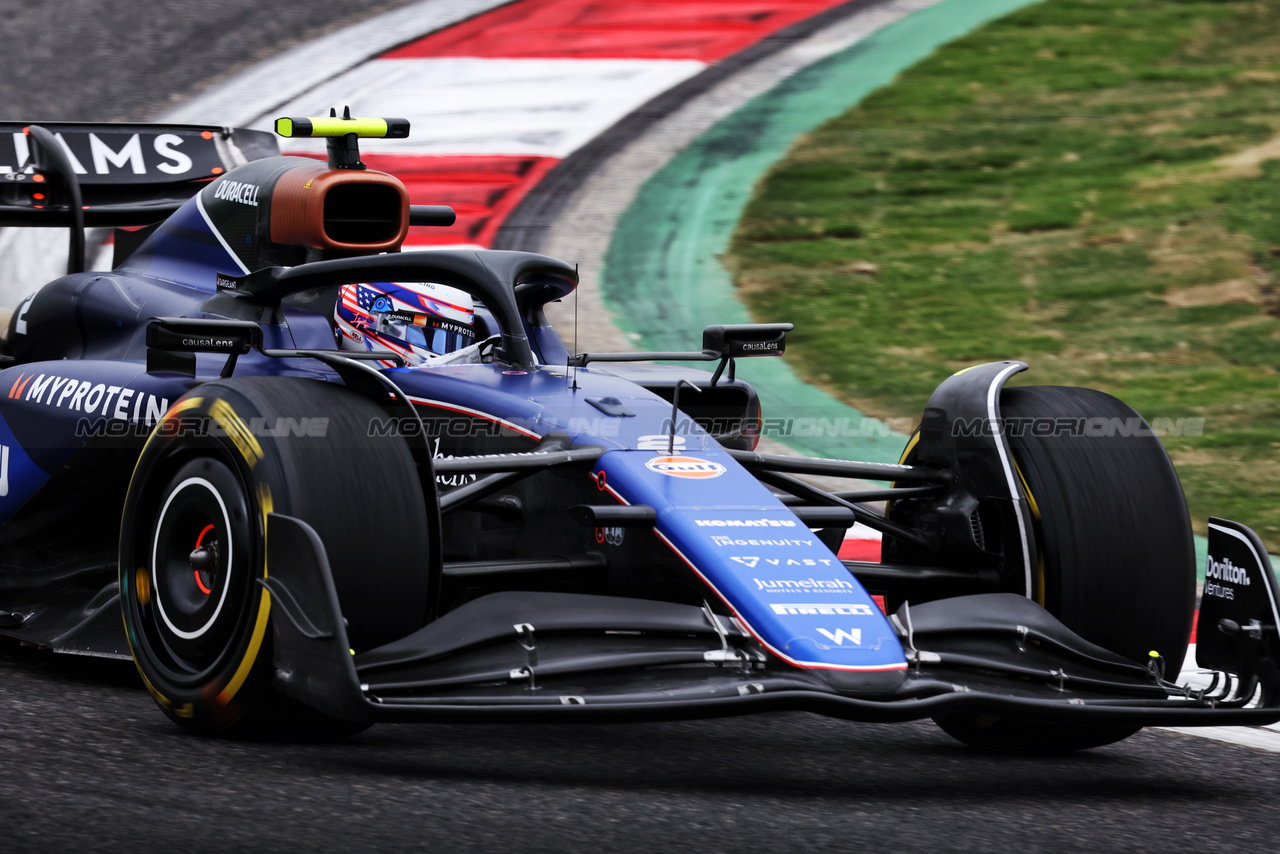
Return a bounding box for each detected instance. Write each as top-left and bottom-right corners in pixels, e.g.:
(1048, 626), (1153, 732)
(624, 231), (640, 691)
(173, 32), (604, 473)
(367, 416), (621, 438)
(364, 415), (917, 440)
(952, 415), (1205, 439)
(694, 416), (915, 439)
(72, 412), (1204, 442)
(650, 414), (1205, 440)
(76, 416), (330, 439)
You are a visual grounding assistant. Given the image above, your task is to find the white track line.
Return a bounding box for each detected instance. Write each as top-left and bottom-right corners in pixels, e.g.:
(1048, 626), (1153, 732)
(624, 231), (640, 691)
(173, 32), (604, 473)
(160, 0), (513, 126)
(265, 57), (705, 158)
(1161, 726), (1280, 753)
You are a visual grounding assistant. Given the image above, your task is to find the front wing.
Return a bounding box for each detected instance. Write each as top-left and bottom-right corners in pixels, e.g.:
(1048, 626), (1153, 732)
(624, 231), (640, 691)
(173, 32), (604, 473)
(258, 513), (1280, 729)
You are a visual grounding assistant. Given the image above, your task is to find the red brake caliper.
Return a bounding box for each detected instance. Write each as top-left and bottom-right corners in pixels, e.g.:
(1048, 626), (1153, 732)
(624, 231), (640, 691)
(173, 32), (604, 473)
(192, 524), (215, 595)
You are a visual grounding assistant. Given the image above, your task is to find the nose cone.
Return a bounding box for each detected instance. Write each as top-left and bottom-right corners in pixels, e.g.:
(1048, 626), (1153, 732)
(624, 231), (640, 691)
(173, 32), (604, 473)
(812, 665), (907, 697)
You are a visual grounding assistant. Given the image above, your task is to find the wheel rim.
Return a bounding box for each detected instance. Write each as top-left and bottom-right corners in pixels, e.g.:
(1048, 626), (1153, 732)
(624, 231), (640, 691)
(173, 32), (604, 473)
(137, 458), (254, 682)
(152, 477), (235, 643)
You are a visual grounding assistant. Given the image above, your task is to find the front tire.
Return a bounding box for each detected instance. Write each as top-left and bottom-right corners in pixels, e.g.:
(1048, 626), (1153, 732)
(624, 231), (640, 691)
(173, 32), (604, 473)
(121, 377), (432, 738)
(932, 385), (1195, 753)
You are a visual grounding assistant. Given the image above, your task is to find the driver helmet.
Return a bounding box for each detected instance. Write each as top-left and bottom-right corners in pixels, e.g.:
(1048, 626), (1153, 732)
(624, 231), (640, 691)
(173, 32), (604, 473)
(335, 281), (475, 366)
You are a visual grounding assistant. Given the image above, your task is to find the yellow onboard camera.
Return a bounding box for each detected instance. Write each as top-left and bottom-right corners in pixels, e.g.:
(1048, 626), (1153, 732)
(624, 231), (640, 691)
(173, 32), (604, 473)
(274, 108), (410, 169)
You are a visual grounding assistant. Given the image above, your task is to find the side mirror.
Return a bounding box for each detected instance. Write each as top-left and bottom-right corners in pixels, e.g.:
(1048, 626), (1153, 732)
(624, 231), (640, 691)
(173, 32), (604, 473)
(702, 323), (792, 359)
(146, 317), (264, 378)
(146, 317), (263, 355)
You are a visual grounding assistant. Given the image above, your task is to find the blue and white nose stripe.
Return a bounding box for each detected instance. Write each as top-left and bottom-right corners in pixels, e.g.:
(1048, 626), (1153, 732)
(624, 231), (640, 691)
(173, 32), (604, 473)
(655, 519), (907, 672)
(598, 450), (907, 672)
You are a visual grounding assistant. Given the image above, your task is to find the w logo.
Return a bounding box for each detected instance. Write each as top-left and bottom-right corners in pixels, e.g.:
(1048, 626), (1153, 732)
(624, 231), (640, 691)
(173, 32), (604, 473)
(816, 628), (862, 646)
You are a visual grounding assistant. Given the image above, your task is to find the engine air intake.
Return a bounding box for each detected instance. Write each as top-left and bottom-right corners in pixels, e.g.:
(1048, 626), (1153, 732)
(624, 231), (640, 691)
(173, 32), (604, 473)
(269, 161), (409, 254)
(324, 183), (403, 244)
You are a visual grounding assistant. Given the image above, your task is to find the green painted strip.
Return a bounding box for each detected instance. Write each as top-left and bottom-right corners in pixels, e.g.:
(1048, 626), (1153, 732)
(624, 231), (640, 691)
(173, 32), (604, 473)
(602, 0), (1043, 463)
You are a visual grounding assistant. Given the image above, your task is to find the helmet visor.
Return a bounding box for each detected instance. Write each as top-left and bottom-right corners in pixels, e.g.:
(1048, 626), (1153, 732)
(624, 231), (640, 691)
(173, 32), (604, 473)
(377, 313), (475, 357)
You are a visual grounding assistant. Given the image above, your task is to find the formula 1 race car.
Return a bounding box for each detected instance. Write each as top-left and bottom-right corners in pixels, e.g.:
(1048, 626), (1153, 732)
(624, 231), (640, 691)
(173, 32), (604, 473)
(0, 114), (1278, 752)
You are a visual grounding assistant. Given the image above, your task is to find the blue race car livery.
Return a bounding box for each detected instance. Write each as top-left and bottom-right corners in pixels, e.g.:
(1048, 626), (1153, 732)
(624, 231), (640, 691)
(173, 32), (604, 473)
(0, 113), (1278, 752)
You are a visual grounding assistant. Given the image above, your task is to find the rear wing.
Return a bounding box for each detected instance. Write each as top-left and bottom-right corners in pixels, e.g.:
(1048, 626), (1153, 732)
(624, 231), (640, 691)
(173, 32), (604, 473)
(0, 121), (277, 276)
(0, 122), (277, 228)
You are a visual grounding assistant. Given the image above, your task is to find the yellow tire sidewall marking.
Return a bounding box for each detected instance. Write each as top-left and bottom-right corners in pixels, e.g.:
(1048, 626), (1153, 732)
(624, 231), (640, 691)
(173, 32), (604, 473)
(889, 429), (922, 500)
(215, 482), (274, 707)
(209, 398), (263, 469)
(1012, 456), (1046, 607)
(134, 567), (151, 605)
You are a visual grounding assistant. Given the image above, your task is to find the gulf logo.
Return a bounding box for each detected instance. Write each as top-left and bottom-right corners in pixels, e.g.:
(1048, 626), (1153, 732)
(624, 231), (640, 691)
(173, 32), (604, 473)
(645, 456), (726, 479)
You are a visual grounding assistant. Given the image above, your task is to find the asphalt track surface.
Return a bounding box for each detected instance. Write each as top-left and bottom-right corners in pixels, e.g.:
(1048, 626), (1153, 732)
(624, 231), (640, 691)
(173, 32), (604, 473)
(2, 2), (1280, 851)
(0, 0), (421, 123)
(2, 641), (1279, 854)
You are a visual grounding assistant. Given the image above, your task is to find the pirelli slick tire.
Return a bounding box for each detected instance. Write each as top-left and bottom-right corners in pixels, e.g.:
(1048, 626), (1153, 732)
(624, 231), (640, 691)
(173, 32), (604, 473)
(931, 385), (1196, 754)
(120, 377), (430, 739)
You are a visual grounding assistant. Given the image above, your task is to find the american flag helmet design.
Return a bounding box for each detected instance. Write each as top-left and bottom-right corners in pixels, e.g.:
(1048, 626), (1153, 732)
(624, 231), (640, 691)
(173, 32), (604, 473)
(336, 280), (475, 366)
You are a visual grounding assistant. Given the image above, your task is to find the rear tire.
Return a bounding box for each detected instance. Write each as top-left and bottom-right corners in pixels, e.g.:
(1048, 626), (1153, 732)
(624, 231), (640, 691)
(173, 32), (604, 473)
(932, 385), (1195, 753)
(120, 377), (431, 739)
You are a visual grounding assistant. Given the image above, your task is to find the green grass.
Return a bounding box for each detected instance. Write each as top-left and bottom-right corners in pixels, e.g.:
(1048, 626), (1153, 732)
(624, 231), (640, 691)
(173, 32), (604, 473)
(727, 0), (1280, 547)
